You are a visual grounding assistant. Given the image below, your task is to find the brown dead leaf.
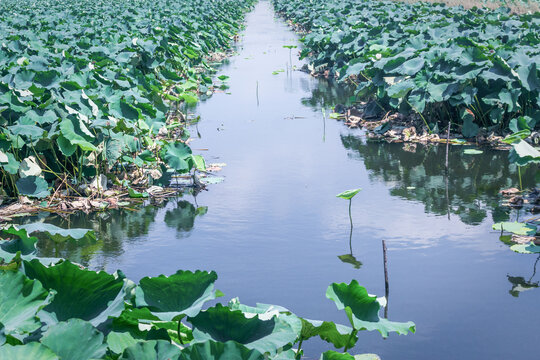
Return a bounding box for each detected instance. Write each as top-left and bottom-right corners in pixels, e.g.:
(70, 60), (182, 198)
(500, 188), (520, 196)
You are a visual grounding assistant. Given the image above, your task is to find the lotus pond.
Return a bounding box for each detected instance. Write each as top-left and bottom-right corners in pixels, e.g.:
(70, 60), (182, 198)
(1, 1), (540, 360)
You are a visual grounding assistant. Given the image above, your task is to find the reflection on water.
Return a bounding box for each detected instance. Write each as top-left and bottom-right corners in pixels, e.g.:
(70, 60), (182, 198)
(29, 198), (206, 267)
(508, 255), (540, 297)
(340, 134), (536, 226)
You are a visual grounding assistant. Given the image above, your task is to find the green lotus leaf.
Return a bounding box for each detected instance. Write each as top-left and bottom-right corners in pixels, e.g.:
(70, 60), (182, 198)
(0, 152), (20, 175)
(192, 155), (206, 171)
(320, 351), (380, 360)
(0, 343), (58, 360)
(492, 222), (536, 236)
(128, 187), (149, 198)
(179, 340), (266, 360)
(461, 116), (479, 138)
(120, 340), (182, 360)
(107, 307), (191, 353)
(0, 270), (52, 335)
(18, 223), (96, 243)
(510, 242), (540, 254)
(56, 135), (77, 157)
(188, 303), (299, 355)
(228, 298), (302, 336)
(509, 140), (540, 166)
(41, 319), (107, 360)
(0, 226), (39, 255)
(59, 117), (97, 152)
(23, 259), (133, 326)
(336, 188), (361, 200)
(326, 280), (415, 337)
(135, 270), (219, 320)
(7, 125), (45, 140)
(300, 318), (356, 349)
(16, 176), (50, 198)
(163, 142), (194, 173)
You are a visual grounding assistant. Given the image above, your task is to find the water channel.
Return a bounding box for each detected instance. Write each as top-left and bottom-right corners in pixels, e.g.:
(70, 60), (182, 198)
(24, 1), (540, 359)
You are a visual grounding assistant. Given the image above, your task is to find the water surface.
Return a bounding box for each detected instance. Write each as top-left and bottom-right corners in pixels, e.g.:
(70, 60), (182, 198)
(29, 2), (540, 359)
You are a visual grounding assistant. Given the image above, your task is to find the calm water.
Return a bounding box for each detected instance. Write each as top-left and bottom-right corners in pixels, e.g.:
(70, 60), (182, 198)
(27, 2), (540, 359)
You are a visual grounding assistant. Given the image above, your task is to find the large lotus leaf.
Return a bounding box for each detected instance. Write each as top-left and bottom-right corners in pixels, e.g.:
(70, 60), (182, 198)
(135, 270), (219, 320)
(320, 351), (380, 360)
(188, 303), (298, 355)
(59, 117), (97, 152)
(16, 176), (50, 198)
(516, 63), (540, 92)
(300, 318), (356, 349)
(41, 319), (107, 360)
(0, 226), (39, 255)
(179, 340), (266, 360)
(509, 140), (540, 166)
(0, 343), (58, 360)
(336, 188), (361, 200)
(120, 340), (181, 360)
(492, 222), (536, 236)
(326, 280), (415, 337)
(19, 223), (96, 243)
(23, 259), (133, 326)
(0, 270), (52, 335)
(163, 142), (193, 173)
(7, 125), (45, 140)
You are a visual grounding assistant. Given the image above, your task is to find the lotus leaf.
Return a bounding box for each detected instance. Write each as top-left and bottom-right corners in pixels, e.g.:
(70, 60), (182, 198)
(336, 189), (361, 200)
(135, 270), (219, 320)
(0, 270), (52, 335)
(188, 303), (299, 355)
(15, 176), (50, 198)
(23, 259), (132, 326)
(0, 343), (58, 360)
(492, 222), (537, 236)
(179, 340), (266, 360)
(120, 340), (182, 360)
(326, 280), (415, 337)
(41, 319), (107, 360)
(19, 223), (96, 243)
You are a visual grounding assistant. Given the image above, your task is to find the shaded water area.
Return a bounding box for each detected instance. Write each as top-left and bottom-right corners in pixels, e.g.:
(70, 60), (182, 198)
(22, 2), (539, 359)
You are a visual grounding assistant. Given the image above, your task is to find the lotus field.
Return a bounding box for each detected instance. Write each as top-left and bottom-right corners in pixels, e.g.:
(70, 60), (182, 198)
(0, 0), (256, 198)
(273, 0), (540, 137)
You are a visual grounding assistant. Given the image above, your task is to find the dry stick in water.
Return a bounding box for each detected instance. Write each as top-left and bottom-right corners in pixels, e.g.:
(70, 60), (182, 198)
(382, 239), (389, 319)
(256, 80), (259, 106)
(445, 122), (451, 220)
